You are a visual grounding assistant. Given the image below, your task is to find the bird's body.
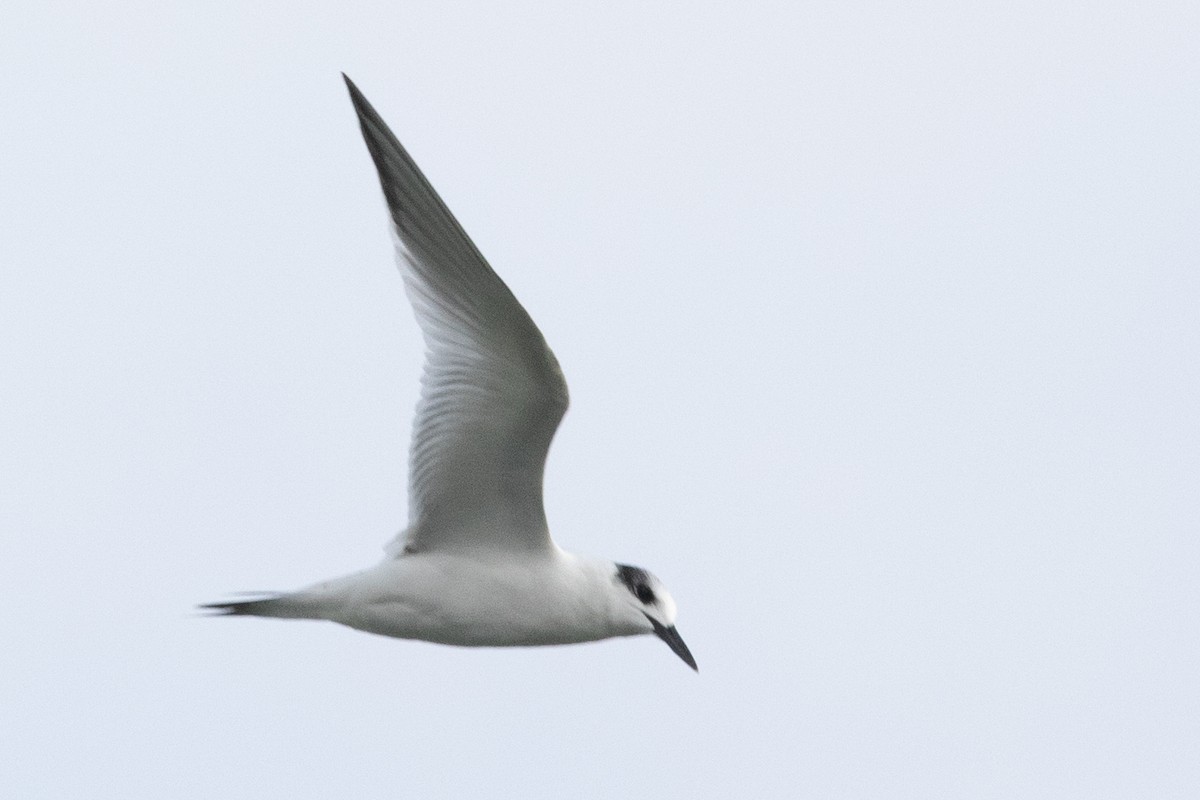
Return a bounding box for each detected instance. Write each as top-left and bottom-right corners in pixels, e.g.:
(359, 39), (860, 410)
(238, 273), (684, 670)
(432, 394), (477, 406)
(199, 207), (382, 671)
(203, 75), (696, 671)
(224, 550), (649, 647)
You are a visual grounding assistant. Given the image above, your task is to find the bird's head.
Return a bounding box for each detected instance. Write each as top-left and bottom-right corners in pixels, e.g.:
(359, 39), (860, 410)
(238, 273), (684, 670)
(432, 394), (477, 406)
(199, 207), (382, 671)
(612, 563), (697, 671)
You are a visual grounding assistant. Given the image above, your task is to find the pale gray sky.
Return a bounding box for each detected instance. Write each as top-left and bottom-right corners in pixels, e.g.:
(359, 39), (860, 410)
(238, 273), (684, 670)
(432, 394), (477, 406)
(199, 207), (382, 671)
(2, 2), (1198, 798)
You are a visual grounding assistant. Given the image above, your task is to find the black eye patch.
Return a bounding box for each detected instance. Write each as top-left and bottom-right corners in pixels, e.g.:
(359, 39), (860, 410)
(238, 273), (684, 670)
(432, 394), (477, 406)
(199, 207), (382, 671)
(615, 563), (656, 605)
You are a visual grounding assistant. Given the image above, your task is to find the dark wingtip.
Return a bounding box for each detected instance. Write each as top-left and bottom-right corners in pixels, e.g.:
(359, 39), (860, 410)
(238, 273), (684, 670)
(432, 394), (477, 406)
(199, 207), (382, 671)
(341, 73), (371, 117)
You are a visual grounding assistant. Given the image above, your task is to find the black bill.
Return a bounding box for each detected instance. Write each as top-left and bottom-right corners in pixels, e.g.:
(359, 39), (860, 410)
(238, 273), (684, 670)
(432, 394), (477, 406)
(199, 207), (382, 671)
(647, 615), (698, 672)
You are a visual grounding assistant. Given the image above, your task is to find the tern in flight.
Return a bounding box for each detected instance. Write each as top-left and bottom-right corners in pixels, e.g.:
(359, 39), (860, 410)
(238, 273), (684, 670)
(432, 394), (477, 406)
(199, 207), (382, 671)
(202, 76), (696, 671)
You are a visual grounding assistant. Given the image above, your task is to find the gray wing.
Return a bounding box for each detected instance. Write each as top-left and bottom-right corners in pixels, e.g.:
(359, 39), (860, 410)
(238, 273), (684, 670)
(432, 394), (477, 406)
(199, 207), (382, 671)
(344, 75), (569, 556)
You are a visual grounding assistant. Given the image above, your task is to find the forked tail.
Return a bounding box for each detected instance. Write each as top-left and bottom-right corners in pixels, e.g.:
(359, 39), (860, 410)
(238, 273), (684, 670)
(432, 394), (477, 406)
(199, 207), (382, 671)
(198, 593), (295, 618)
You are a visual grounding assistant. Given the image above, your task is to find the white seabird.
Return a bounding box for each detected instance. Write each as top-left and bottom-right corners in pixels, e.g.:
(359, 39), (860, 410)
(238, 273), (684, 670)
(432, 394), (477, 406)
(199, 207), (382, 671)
(202, 75), (696, 672)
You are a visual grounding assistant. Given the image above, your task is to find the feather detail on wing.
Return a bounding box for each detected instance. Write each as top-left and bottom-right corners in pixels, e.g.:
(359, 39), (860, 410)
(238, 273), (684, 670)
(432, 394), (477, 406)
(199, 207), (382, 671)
(344, 75), (568, 555)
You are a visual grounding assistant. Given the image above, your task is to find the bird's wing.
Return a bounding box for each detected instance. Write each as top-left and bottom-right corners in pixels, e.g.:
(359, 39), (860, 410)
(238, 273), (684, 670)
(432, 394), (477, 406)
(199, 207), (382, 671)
(344, 75), (569, 556)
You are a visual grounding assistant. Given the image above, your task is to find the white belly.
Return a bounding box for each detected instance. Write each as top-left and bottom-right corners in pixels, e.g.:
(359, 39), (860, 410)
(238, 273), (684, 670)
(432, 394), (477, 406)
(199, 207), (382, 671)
(308, 550), (627, 647)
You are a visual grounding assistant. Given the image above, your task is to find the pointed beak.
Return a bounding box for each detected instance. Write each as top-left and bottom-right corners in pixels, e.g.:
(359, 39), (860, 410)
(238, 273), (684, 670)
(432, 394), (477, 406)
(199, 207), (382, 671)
(647, 616), (698, 672)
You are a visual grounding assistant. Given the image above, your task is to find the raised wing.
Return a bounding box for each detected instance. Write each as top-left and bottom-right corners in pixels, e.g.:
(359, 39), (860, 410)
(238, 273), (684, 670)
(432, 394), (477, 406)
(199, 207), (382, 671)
(344, 75), (569, 555)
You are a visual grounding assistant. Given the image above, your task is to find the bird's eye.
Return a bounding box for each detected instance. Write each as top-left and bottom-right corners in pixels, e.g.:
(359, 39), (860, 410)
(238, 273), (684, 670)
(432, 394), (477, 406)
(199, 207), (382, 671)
(635, 584), (656, 604)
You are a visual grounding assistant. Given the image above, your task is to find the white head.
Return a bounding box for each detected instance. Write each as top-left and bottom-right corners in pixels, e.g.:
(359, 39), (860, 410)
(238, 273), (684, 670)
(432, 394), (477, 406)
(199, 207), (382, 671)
(611, 563), (697, 671)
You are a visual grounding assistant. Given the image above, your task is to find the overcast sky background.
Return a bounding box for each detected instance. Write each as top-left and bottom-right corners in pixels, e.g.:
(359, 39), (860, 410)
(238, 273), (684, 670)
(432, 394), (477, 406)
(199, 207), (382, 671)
(2, 2), (1198, 798)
